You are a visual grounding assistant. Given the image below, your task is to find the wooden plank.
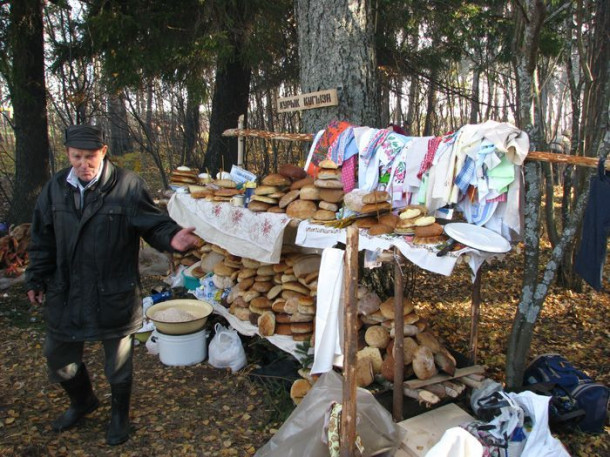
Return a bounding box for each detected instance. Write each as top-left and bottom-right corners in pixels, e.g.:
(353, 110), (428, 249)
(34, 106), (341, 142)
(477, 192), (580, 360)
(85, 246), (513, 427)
(340, 225), (359, 457)
(403, 365), (485, 390)
(397, 403), (476, 457)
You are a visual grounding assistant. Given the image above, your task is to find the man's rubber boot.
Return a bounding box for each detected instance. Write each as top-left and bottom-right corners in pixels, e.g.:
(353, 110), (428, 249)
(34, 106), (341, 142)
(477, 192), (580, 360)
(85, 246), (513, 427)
(106, 380), (131, 445)
(51, 363), (100, 432)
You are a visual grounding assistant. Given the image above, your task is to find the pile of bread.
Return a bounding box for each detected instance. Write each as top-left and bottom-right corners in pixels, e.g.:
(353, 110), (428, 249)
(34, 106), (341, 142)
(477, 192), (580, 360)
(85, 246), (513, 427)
(349, 196), (448, 245)
(287, 285), (456, 403)
(248, 160), (345, 222)
(173, 238), (321, 342)
(224, 251), (321, 342)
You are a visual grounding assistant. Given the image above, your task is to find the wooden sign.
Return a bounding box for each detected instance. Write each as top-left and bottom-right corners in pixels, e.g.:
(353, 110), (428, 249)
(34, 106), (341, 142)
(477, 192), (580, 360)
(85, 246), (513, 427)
(277, 89), (338, 113)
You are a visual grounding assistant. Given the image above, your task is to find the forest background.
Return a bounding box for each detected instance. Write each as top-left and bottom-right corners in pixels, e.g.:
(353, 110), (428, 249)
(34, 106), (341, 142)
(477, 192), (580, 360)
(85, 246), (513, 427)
(0, 0), (608, 411)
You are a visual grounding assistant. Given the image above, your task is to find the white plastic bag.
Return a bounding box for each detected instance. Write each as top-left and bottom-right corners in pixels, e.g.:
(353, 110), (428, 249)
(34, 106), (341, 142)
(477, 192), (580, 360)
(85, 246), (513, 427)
(207, 323), (247, 372)
(146, 329), (160, 355)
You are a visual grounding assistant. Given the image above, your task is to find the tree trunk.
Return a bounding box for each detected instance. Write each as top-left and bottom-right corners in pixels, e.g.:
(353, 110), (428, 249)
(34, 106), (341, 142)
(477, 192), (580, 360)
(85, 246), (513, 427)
(297, 0), (379, 133)
(203, 54), (252, 176)
(505, 0), (546, 388)
(7, 0), (50, 225)
(107, 91), (132, 156)
(469, 68), (480, 124)
(183, 78), (203, 168)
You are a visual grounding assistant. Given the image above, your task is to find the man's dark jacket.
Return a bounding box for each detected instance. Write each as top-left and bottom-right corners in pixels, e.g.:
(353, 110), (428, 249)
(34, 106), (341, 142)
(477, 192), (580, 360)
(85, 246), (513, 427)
(25, 160), (180, 341)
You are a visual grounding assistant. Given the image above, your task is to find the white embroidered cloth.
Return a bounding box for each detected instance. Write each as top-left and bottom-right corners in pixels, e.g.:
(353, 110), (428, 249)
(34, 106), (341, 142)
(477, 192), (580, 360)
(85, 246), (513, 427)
(168, 193), (292, 263)
(296, 220), (502, 278)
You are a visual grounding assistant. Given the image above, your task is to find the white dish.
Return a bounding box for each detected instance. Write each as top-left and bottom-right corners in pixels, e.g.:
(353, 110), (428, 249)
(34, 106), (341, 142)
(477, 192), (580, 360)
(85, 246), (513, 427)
(444, 223), (511, 253)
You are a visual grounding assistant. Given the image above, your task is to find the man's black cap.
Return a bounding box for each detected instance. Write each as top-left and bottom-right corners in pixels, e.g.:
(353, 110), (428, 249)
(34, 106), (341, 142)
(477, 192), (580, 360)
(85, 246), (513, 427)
(64, 125), (105, 150)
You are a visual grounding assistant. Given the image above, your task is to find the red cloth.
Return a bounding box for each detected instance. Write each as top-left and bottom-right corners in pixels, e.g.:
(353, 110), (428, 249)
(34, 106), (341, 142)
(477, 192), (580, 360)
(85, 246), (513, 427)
(307, 120), (352, 177)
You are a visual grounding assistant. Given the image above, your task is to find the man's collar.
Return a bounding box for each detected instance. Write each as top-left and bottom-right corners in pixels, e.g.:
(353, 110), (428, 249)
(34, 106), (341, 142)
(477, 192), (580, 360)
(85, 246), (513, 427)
(66, 159), (105, 190)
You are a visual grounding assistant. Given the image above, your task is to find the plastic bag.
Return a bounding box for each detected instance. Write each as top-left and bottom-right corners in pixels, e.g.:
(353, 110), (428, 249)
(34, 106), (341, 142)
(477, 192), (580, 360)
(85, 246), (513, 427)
(207, 323), (247, 373)
(255, 370), (403, 457)
(146, 330), (160, 355)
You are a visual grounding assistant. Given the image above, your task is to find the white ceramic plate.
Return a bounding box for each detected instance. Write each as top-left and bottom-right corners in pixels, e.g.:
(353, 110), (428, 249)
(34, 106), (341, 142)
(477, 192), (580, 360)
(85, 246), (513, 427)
(444, 223), (511, 253)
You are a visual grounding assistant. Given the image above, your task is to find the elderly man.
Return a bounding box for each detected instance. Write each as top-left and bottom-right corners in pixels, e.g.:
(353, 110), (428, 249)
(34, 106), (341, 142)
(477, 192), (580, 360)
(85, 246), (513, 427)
(25, 125), (200, 445)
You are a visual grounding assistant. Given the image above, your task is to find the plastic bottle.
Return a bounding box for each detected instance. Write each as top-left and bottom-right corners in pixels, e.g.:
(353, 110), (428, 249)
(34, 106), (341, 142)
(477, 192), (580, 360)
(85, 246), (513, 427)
(142, 290), (173, 309)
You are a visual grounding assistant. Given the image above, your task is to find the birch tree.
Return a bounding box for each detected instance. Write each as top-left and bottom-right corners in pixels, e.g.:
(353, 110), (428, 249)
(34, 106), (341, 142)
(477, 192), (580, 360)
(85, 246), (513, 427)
(506, 0), (610, 387)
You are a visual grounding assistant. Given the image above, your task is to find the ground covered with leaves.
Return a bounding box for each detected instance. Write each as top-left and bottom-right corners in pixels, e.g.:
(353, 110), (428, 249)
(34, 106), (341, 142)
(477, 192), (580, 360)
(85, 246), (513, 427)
(0, 242), (608, 456)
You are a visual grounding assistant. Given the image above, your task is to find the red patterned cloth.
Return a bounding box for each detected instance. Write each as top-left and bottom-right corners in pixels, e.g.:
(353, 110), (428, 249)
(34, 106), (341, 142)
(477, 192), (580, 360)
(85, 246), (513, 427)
(341, 155), (357, 193)
(307, 120), (352, 177)
(417, 136), (442, 179)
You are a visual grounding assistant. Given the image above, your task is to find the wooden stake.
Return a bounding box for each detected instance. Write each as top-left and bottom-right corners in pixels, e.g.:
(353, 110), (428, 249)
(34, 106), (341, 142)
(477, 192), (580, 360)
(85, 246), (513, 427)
(340, 225), (359, 457)
(393, 248), (405, 421)
(468, 267), (483, 364)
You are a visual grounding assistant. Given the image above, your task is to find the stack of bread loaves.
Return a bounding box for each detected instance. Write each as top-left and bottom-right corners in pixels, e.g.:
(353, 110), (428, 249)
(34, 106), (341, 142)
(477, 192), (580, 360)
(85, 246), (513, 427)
(351, 286), (457, 387)
(170, 166), (199, 186)
(283, 160), (344, 221)
(247, 164), (308, 214)
(224, 251), (321, 342)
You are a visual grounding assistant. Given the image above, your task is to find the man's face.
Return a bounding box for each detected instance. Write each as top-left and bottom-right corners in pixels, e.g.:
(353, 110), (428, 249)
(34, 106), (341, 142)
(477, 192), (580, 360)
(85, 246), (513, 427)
(67, 146), (107, 182)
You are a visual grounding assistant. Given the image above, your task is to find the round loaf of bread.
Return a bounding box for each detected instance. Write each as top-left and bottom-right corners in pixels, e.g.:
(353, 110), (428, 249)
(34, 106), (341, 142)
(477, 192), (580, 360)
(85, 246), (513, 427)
(252, 281), (273, 293)
(414, 223), (444, 238)
(262, 173), (291, 187)
(258, 311), (276, 337)
(362, 190), (390, 204)
(368, 223), (393, 236)
(313, 209), (336, 221)
(319, 159), (338, 169)
(248, 200), (271, 212)
(290, 379), (312, 405)
(314, 179), (343, 189)
(267, 206), (285, 213)
(279, 189), (301, 208)
(318, 201), (339, 212)
(361, 201), (392, 214)
(286, 200), (317, 220)
(318, 188), (344, 203)
(365, 325), (390, 349)
(254, 185), (279, 196)
(290, 175), (315, 190)
(290, 322), (313, 334)
(275, 323), (293, 335)
(279, 163), (307, 180)
(251, 296), (272, 310)
(317, 168), (341, 180)
(378, 213), (400, 229)
(354, 217), (378, 229)
(299, 184), (321, 201)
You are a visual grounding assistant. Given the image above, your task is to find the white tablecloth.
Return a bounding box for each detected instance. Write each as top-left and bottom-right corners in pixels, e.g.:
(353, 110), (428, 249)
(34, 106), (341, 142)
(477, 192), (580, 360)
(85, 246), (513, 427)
(168, 193), (292, 263)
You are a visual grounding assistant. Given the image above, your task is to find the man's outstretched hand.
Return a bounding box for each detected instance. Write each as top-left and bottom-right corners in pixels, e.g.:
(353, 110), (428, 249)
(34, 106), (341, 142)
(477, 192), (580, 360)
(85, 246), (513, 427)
(170, 227), (201, 252)
(27, 289), (44, 305)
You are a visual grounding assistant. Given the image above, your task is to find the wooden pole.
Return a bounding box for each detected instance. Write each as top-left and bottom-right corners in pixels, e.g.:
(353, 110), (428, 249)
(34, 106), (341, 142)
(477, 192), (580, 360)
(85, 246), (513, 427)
(340, 225), (359, 457)
(468, 268), (483, 364)
(222, 128), (610, 170)
(392, 248), (405, 421)
(237, 115), (245, 167)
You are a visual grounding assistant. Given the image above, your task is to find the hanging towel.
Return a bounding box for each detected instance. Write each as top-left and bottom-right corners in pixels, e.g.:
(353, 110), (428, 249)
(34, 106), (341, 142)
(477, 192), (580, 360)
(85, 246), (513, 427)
(574, 157), (610, 291)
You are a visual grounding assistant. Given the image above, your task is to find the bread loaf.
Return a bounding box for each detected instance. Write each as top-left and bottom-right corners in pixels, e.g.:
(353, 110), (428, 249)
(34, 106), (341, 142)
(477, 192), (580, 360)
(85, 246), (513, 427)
(318, 188), (344, 203)
(279, 163), (307, 180)
(258, 311), (276, 336)
(318, 201), (339, 212)
(314, 179), (343, 189)
(414, 223), (444, 238)
(368, 223), (393, 236)
(319, 159), (338, 169)
(313, 209), (336, 221)
(286, 200), (317, 220)
(361, 202), (392, 213)
(279, 189), (300, 208)
(412, 346), (438, 380)
(290, 175), (315, 190)
(290, 378), (312, 405)
(248, 200), (271, 212)
(365, 325), (390, 348)
(362, 190), (390, 204)
(299, 185), (321, 201)
(262, 173), (291, 187)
